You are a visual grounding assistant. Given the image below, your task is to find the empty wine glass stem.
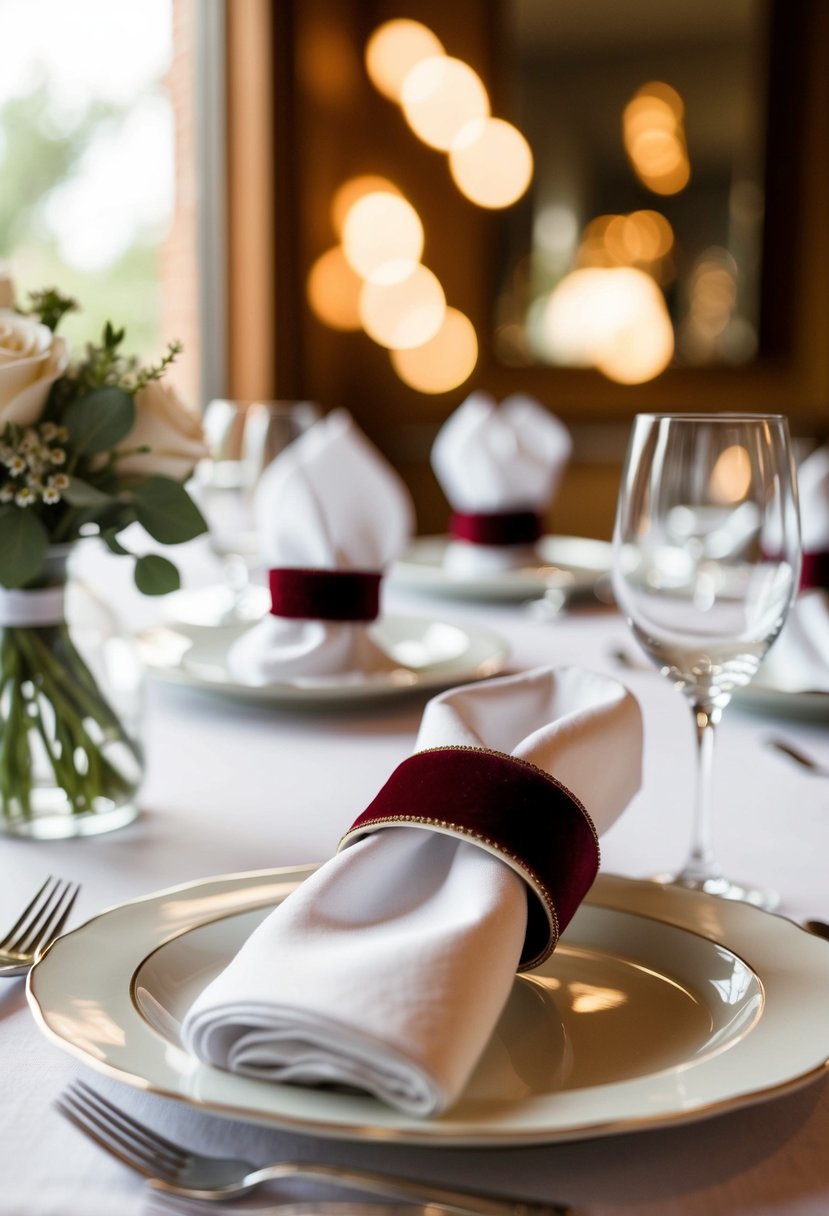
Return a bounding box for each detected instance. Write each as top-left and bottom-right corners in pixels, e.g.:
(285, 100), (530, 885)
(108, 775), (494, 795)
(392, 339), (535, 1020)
(678, 705), (724, 885)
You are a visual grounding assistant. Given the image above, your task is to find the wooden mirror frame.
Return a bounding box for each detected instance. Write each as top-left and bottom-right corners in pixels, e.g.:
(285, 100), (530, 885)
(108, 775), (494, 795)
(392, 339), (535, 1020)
(226, 0), (829, 537)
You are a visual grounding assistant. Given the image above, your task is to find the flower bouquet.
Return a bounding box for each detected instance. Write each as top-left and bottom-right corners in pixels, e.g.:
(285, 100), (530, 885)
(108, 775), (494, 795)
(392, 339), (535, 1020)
(0, 284), (208, 836)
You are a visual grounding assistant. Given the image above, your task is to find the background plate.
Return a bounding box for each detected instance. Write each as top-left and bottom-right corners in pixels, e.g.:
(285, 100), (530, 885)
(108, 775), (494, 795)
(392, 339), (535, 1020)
(135, 615), (509, 707)
(389, 535), (613, 603)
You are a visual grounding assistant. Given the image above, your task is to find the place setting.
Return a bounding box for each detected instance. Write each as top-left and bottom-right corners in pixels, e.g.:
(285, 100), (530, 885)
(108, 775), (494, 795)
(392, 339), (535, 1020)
(732, 443), (829, 719)
(387, 392), (613, 607)
(139, 410), (510, 708)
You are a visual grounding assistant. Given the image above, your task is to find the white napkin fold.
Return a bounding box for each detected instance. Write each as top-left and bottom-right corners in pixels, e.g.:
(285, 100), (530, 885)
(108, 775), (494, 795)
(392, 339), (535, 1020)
(763, 446), (829, 691)
(181, 666), (643, 1117)
(227, 410), (414, 684)
(431, 391), (572, 574)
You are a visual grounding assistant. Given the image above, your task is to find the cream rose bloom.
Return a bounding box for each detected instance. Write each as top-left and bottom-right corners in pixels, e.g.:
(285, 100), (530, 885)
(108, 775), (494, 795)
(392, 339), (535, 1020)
(0, 308), (69, 427)
(117, 378), (208, 480)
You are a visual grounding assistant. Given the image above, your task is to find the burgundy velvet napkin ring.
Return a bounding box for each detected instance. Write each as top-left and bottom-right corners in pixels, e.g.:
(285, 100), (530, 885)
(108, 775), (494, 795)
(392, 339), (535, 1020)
(268, 568), (382, 621)
(449, 509), (542, 547)
(801, 549), (829, 592)
(338, 745), (600, 971)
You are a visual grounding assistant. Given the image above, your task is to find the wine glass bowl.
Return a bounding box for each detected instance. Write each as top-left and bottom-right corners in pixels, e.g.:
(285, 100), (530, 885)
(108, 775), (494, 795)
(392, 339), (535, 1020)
(193, 399), (320, 622)
(612, 413), (801, 909)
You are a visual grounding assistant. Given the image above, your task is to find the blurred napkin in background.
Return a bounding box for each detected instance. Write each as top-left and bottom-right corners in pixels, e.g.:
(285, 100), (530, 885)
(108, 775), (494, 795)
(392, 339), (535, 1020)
(227, 410), (415, 684)
(431, 391), (572, 574)
(763, 445), (829, 691)
(181, 665), (643, 1117)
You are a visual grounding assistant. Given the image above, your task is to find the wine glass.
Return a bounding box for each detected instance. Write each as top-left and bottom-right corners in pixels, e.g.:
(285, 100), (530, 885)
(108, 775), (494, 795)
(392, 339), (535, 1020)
(192, 399), (320, 623)
(612, 413), (801, 909)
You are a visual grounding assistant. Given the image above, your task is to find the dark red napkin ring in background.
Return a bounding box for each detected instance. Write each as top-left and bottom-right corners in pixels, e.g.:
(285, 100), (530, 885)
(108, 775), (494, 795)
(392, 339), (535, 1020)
(449, 509), (542, 547)
(268, 568), (382, 621)
(338, 745), (600, 971)
(801, 549), (829, 592)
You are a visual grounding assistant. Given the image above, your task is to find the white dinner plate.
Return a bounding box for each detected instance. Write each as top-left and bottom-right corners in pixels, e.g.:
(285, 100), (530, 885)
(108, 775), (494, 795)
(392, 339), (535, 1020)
(135, 615), (509, 707)
(27, 869), (829, 1146)
(389, 535), (613, 603)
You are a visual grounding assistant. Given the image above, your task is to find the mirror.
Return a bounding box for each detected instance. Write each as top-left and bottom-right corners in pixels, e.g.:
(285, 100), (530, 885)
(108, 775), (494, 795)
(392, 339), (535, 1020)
(495, 0), (769, 384)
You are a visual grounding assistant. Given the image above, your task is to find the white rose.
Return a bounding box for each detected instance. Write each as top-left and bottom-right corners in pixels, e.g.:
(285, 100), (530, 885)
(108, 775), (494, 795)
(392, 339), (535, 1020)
(117, 378), (208, 481)
(0, 308), (69, 427)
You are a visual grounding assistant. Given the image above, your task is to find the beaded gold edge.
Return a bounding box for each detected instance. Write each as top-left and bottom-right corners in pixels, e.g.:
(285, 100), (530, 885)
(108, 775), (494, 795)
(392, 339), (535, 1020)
(338, 745), (601, 971)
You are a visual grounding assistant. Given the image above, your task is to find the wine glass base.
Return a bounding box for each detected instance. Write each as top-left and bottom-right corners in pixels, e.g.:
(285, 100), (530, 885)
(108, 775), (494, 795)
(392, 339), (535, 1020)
(651, 871), (779, 912)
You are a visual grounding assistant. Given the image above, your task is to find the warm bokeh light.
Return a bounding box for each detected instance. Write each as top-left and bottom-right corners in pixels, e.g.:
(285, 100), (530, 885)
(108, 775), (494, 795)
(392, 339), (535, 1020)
(330, 176), (400, 236)
(710, 445), (752, 503)
(401, 56), (490, 151)
(578, 209), (675, 270)
(341, 191), (424, 284)
(365, 19), (445, 103)
(306, 246), (363, 331)
(448, 117), (533, 208)
(623, 82), (690, 196)
(359, 264), (446, 349)
(537, 266), (674, 383)
(390, 306), (478, 392)
(678, 247), (756, 365)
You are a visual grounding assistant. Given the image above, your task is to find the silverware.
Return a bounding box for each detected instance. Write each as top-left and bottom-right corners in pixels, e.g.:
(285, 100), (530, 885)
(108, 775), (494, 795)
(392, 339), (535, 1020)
(145, 1192), (558, 1216)
(766, 738), (829, 776)
(58, 1081), (569, 1215)
(0, 876), (80, 977)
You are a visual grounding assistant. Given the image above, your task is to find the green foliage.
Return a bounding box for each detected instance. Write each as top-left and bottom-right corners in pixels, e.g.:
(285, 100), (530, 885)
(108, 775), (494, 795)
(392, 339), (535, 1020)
(0, 507), (49, 589)
(64, 387), (135, 453)
(133, 553), (181, 595)
(132, 477), (207, 545)
(20, 288), (79, 332)
(0, 287), (207, 592)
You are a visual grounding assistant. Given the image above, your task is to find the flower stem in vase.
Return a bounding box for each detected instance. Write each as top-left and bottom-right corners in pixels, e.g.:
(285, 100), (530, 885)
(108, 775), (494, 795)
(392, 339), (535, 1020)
(0, 622), (143, 825)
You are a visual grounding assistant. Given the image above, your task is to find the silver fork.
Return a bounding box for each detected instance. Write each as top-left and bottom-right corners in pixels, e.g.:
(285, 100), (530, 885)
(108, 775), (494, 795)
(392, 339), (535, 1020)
(0, 876), (81, 977)
(57, 1081), (569, 1215)
(146, 1196), (516, 1216)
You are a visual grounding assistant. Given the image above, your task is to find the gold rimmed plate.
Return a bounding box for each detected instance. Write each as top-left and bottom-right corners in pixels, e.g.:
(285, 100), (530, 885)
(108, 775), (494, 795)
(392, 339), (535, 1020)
(135, 615), (509, 708)
(27, 869), (829, 1145)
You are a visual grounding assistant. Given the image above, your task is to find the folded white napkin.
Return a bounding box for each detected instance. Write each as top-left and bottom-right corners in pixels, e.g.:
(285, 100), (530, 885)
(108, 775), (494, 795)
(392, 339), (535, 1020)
(181, 665), (643, 1117)
(431, 391), (572, 574)
(227, 410), (414, 684)
(763, 446), (829, 691)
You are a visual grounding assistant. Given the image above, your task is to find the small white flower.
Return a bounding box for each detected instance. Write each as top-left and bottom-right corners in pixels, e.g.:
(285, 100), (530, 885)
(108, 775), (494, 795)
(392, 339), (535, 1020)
(19, 429), (39, 452)
(48, 472), (70, 491)
(42, 487), (60, 504)
(8, 455), (26, 476)
(39, 421), (59, 441)
(15, 486), (35, 506)
(48, 447), (66, 465)
(0, 484), (14, 502)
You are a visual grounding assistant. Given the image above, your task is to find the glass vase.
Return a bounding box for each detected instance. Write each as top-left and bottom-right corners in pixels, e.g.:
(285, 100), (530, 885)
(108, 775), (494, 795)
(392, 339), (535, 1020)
(0, 544), (144, 839)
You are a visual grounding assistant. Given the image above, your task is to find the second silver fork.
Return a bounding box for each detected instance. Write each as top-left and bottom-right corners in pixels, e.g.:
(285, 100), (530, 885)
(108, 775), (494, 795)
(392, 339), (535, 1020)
(57, 1080), (570, 1215)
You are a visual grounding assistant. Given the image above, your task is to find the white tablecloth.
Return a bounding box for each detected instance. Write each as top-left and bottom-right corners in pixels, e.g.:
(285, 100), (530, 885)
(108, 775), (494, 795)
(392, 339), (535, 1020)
(2, 538), (829, 1216)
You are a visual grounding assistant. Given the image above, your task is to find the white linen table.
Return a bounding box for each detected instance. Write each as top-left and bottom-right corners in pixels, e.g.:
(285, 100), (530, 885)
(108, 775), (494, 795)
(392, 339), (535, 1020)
(2, 537), (829, 1216)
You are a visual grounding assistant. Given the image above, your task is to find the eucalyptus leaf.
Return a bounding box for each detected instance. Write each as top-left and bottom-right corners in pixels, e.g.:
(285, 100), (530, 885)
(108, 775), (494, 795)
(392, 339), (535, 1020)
(65, 387), (135, 454)
(132, 477), (207, 545)
(0, 508), (49, 589)
(101, 528), (131, 557)
(63, 476), (112, 508)
(134, 553), (180, 595)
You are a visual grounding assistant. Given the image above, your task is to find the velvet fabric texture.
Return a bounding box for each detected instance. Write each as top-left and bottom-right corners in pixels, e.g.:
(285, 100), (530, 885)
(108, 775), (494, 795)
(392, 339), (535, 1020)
(449, 509), (543, 547)
(268, 568), (382, 621)
(339, 745), (599, 970)
(801, 549), (829, 592)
